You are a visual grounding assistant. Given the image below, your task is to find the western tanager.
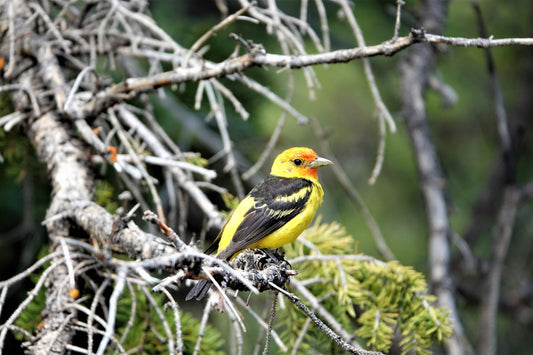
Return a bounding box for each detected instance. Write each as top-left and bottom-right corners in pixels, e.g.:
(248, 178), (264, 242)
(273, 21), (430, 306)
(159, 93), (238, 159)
(186, 147), (332, 300)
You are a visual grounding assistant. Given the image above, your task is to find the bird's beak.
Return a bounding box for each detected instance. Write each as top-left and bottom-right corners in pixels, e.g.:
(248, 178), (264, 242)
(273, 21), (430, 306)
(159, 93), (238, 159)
(308, 156), (333, 168)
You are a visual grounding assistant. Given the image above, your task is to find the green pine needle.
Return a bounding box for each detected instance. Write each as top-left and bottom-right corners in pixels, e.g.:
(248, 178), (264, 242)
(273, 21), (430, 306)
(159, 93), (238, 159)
(279, 217), (452, 354)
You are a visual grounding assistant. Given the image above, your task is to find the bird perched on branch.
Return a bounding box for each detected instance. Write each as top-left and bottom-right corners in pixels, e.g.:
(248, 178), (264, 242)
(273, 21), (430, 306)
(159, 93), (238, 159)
(186, 147), (333, 301)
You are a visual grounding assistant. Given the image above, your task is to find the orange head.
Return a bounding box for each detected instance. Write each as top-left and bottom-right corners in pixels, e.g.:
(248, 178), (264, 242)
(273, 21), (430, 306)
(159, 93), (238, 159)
(270, 147), (333, 180)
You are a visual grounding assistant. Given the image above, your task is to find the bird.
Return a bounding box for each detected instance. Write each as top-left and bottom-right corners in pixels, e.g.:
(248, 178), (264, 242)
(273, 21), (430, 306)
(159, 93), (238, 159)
(186, 147), (333, 301)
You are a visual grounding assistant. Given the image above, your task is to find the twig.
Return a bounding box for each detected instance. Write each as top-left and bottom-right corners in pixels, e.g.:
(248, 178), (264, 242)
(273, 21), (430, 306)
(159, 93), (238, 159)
(64, 66), (96, 112)
(143, 210), (186, 250)
(96, 267), (127, 355)
(142, 287), (176, 354)
(241, 66), (294, 180)
(203, 265), (246, 331)
(117, 105), (225, 228)
(368, 108), (387, 185)
(470, 0), (512, 173)
(0, 112), (27, 132)
(314, 0), (330, 52)
(290, 279), (360, 347)
(262, 292), (277, 355)
(0, 288), (7, 322)
(119, 281), (137, 349)
(205, 81), (245, 198)
(193, 297), (215, 355)
(69, 306), (125, 351)
(299, 0), (308, 34)
(392, 0), (405, 41)
(108, 108), (166, 222)
(333, 0), (395, 184)
(229, 301), (244, 355)
(160, 287), (184, 355)
(194, 80), (206, 110)
(477, 187), (519, 355)
(424, 32), (533, 47)
(28, 2), (71, 54)
(0, 251), (62, 288)
(427, 74), (458, 108)
(280, 285), (383, 355)
(59, 238), (76, 290)
(291, 316), (312, 355)
(116, 154), (216, 180)
(237, 75), (310, 125)
(87, 278), (110, 355)
(242, 114), (286, 180)
(210, 78), (250, 120)
(0, 84), (40, 117)
(183, 3), (252, 66)
(234, 296), (287, 352)
(334, 0), (396, 133)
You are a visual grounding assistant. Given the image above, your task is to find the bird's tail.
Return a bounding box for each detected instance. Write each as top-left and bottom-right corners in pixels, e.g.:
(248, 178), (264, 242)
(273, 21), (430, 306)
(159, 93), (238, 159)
(185, 279), (212, 301)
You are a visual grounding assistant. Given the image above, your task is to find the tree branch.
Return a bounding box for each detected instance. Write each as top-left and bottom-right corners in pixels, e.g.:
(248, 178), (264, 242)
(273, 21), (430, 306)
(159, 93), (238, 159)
(399, 2), (469, 355)
(72, 28), (533, 120)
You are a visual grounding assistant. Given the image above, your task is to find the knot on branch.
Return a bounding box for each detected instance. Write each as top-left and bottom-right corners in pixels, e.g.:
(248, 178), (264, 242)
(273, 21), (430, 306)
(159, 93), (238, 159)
(229, 33), (266, 57)
(410, 28), (427, 43)
(226, 249), (297, 292)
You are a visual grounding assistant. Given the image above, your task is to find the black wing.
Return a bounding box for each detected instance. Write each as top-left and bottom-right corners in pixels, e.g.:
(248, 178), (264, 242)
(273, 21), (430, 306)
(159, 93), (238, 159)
(217, 175), (313, 260)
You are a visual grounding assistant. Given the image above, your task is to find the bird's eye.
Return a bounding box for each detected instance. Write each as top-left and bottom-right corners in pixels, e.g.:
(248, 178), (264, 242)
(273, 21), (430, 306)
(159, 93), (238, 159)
(293, 159), (303, 166)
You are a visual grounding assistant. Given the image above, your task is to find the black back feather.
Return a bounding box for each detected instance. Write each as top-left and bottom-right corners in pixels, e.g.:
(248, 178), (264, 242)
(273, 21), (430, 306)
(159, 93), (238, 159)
(216, 175), (313, 260)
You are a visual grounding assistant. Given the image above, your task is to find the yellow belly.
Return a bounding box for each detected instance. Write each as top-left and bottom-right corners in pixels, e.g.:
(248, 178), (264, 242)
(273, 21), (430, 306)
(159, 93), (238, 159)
(216, 179), (324, 260)
(248, 191), (320, 249)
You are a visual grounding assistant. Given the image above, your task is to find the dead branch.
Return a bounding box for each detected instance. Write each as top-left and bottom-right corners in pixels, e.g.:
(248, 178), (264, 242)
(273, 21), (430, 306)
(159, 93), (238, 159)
(399, 1), (469, 355)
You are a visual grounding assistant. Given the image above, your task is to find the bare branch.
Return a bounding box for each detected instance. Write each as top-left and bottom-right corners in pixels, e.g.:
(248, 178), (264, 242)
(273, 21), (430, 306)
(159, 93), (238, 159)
(281, 283), (383, 355)
(242, 114), (286, 181)
(399, 2), (471, 355)
(477, 187), (519, 355)
(96, 268), (127, 355)
(233, 296), (287, 352)
(333, 0), (396, 134)
(183, 3), (252, 66)
(392, 0), (405, 41)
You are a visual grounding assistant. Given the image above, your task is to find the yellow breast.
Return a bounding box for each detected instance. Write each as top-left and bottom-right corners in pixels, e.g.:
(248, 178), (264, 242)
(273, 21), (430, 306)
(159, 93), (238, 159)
(246, 181), (323, 250)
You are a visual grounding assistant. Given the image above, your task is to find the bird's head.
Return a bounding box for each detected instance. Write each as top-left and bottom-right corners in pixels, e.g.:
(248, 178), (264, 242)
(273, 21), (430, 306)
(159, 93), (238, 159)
(270, 147), (333, 180)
